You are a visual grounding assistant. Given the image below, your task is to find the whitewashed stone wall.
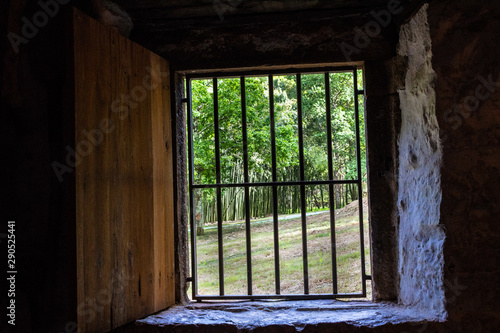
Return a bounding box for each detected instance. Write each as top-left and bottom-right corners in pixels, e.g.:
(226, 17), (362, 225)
(397, 4), (446, 320)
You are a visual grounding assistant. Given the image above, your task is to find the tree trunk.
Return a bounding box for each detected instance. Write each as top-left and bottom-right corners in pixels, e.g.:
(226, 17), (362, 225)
(195, 191), (204, 236)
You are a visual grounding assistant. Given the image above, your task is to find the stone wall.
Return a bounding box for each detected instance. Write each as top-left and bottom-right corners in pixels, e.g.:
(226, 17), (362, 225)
(397, 4), (446, 319)
(364, 57), (402, 302)
(428, 0), (500, 330)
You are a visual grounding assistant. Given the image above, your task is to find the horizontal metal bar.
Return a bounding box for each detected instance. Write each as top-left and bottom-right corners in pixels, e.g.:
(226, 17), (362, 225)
(357, 89), (364, 95)
(365, 275), (372, 280)
(192, 293), (367, 301)
(185, 66), (360, 80)
(191, 179), (360, 189)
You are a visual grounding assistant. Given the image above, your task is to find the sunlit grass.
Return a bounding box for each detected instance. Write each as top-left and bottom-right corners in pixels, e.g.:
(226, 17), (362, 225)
(189, 199), (371, 299)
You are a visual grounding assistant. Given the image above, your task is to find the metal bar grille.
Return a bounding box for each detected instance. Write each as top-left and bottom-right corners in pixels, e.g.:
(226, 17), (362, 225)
(325, 72), (339, 294)
(354, 69), (367, 295)
(296, 74), (309, 295)
(191, 179), (360, 189)
(187, 66), (368, 301)
(213, 78), (225, 296)
(187, 78), (198, 301)
(241, 77), (253, 296)
(269, 75), (281, 295)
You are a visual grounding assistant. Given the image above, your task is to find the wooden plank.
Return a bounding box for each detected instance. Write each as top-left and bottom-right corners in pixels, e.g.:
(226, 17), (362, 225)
(150, 54), (176, 308)
(73, 8), (175, 332)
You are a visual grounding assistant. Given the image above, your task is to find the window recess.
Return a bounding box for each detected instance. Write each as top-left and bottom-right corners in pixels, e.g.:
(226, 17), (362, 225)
(185, 66), (370, 301)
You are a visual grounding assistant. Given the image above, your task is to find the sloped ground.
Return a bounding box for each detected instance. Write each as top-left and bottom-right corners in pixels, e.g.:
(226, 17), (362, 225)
(190, 198), (370, 299)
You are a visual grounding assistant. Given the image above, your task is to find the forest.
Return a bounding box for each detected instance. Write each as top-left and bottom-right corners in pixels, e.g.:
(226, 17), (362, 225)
(189, 70), (366, 235)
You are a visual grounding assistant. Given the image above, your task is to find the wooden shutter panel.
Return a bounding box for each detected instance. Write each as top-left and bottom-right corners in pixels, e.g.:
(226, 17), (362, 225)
(73, 8), (175, 332)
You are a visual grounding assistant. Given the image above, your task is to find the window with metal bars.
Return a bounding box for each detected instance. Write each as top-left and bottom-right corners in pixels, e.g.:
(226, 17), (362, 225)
(186, 66), (370, 301)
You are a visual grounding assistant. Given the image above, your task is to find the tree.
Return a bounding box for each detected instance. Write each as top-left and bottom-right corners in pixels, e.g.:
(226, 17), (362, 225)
(189, 70), (367, 232)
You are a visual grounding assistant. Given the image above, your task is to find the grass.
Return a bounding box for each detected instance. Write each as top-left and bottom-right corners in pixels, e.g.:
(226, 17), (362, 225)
(189, 198), (371, 299)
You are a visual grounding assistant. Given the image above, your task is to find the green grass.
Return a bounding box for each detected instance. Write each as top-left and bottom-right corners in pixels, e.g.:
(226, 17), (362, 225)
(189, 199), (371, 298)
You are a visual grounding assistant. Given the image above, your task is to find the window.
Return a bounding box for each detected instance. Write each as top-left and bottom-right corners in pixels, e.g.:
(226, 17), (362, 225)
(185, 66), (370, 301)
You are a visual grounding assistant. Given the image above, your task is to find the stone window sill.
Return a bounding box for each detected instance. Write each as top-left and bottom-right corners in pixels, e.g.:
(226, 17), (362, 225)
(136, 300), (434, 332)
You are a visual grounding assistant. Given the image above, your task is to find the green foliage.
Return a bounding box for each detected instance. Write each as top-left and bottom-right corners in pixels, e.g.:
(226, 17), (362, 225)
(189, 70), (367, 225)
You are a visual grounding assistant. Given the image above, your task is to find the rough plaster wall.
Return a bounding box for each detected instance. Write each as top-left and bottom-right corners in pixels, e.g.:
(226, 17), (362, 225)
(397, 4), (446, 319)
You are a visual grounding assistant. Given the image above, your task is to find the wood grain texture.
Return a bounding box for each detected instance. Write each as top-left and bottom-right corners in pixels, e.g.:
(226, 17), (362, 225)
(73, 8), (174, 332)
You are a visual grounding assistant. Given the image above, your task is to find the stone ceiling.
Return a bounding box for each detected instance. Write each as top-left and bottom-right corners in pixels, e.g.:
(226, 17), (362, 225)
(114, 0), (397, 19)
(113, 0), (421, 31)
(107, 0), (424, 69)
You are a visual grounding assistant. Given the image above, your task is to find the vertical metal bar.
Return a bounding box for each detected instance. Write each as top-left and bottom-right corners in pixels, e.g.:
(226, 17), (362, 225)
(353, 69), (367, 297)
(269, 75), (280, 295)
(187, 78), (198, 299)
(297, 74), (309, 294)
(213, 77), (225, 296)
(241, 77), (253, 296)
(325, 72), (338, 294)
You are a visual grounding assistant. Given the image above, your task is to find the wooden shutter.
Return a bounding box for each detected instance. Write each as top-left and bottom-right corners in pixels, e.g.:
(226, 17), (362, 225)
(73, 8), (175, 332)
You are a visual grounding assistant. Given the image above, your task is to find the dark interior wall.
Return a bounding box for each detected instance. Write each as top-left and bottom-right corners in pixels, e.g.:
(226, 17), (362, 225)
(1, 1), (78, 332)
(2, 0), (500, 332)
(364, 57), (403, 302)
(428, 0), (500, 330)
(137, 6), (406, 70)
(1, 1), (406, 330)
(144, 1), (500, 329)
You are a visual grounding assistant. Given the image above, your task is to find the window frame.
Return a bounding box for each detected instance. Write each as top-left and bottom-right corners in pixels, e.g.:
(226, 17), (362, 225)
(184, 65), (370, 301)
